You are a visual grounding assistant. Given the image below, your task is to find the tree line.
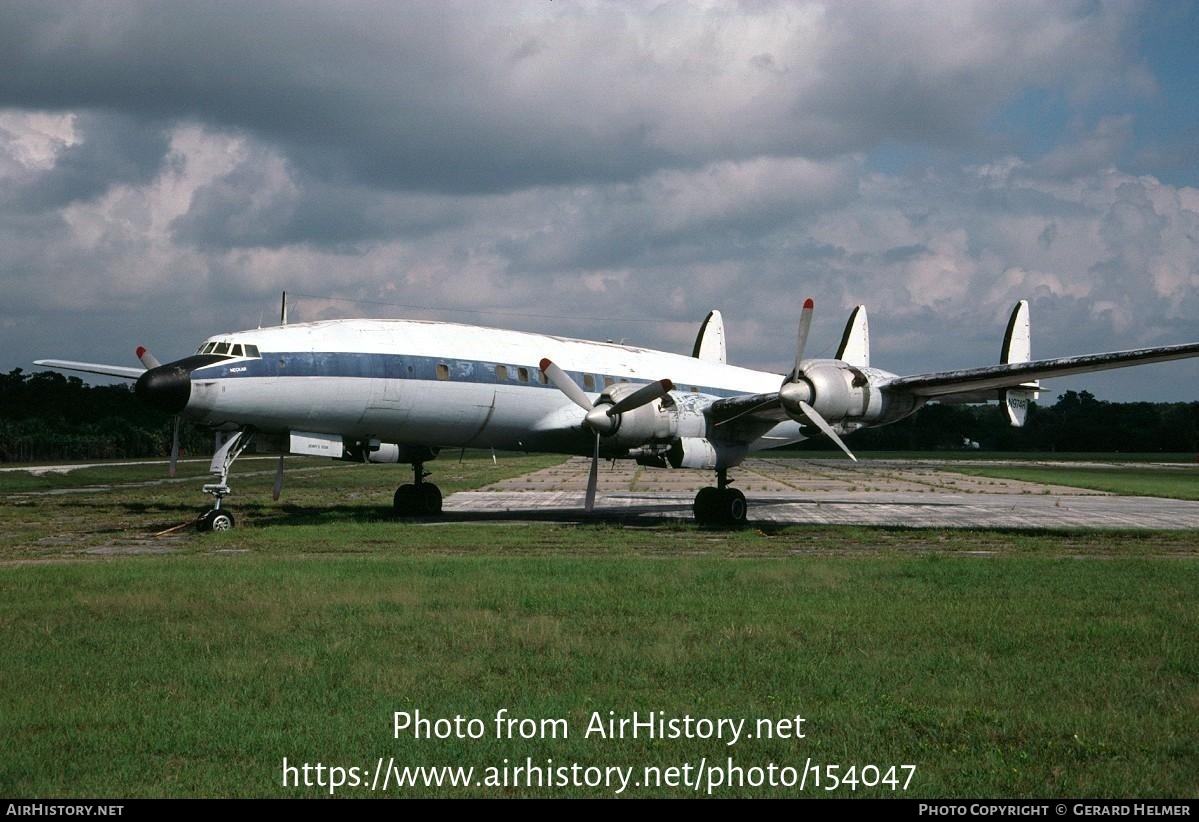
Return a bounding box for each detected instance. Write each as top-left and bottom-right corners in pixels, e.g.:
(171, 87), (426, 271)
(0, 369), (210, 462)
(2, 369), (1197, 462)
(831, 389), (1199, 454)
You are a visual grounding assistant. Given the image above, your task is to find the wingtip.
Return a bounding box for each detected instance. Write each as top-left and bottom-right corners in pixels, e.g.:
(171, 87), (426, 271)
(803, 297), (814, 310)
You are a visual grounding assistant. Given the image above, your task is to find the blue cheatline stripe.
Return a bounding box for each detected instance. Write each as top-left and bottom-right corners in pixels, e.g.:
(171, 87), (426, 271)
(190, 351), (745, 399)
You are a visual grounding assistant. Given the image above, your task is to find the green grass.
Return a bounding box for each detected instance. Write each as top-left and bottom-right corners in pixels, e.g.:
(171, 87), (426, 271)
(953, 465), (1199, 501)
(1, 454), (1197, 798)
(787, 450), (1199, 463)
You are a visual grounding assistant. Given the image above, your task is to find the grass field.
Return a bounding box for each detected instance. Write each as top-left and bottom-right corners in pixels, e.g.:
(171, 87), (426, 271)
(1, 453), (1197, 798)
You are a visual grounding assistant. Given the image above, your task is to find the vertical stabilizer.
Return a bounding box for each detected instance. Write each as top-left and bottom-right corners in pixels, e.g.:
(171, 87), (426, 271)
(1000, 300), (1039, 427)
(834, 305), (870, 367)
(692, 310), (727, 364)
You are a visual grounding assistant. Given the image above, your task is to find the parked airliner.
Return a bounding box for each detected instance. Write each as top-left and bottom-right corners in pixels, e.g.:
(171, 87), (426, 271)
(36, 299), (1199, 528)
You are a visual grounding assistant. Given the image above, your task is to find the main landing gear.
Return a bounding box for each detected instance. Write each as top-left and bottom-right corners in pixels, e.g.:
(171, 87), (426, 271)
(393, 461), (443, 517)
(197, 429), (252, 532)
(693, 468), (747, 527)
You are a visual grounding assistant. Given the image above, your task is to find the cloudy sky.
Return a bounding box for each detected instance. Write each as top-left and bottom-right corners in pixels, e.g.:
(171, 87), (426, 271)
(2, 0), (1197, 401)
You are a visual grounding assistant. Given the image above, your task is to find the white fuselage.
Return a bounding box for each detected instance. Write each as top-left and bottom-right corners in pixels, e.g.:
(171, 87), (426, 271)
(181, 318), (816, 457)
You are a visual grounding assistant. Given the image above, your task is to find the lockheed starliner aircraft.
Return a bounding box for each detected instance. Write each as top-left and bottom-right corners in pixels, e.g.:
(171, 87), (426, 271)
(36, 299), (1199, 528)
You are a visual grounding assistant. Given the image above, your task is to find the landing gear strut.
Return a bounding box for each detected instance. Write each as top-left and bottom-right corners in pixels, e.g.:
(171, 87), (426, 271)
(693, 468), (747, 527)
(198, 429), (252, 532)
(393, 461), (443, 517)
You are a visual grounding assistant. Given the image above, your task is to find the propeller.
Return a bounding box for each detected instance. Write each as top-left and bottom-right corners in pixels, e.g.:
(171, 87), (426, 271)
(539, 358), (673, 511)
(780, 299), (857, 462)
(136, 345), (161, 369)
(138, 344), (181, 476)
(788, 297), (814, 382)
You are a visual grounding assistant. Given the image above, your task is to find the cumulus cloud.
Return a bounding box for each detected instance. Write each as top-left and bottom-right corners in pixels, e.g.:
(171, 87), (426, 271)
(0, 1), (1195, 400)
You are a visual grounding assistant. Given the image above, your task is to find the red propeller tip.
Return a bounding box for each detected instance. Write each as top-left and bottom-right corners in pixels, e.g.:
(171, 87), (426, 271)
(803, 298), (814, 310)
(538, 358), (551, 372)
(136, 346), (147, 358)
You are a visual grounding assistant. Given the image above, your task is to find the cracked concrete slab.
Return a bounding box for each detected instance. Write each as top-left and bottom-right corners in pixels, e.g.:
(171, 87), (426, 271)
(445, 457), (1199, 529)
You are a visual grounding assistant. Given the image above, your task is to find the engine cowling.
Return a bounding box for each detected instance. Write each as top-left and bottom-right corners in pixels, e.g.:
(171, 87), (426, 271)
(780, 360), (921, 428)
(594, 383), (678, 448)
(780, 360), (858, 422)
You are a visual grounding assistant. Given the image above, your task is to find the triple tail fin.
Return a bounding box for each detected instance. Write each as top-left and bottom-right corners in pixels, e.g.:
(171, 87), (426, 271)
(1000, 299), (1039, 427)
(835, 306), (870, 367)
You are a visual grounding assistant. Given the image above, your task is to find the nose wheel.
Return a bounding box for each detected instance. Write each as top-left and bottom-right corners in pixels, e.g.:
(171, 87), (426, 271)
(394, 461), (443, 517)
(198, 508), (235, 532)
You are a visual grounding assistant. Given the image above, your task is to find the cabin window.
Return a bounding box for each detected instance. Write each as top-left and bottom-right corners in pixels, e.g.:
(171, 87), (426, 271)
(619, 377), (629, 383)
(231, 344), (244, 357)
(436, 364), (450, 380)
(537, 370), (548, 385)
(495, 365), (508, 381)
(690, 386), (698, 394)
(244, 344), (260, 358)
(583, 374), (595, 391)
(517, 367), (529, 382)
(603, 375), (615, 388)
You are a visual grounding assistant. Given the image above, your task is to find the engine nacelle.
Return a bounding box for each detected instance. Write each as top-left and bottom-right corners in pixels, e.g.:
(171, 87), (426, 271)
(781, 361), (924, 428)
(597, 384), (678, 448)
(667, 437), (748, 471)
(781, 360), (875, 423)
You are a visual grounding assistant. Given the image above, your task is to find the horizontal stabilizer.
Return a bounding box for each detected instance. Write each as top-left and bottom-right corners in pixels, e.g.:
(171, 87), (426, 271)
(33, 359), (145, 380)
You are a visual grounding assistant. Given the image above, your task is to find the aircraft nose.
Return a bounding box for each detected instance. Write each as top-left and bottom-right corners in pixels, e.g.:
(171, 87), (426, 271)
(135, 364), (192, 414)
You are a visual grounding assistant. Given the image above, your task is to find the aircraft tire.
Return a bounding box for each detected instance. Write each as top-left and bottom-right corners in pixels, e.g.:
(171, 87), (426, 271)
(393, 484), (417, 516)
(722, 488), (748, 527)
(198, 509), (235, 532)
(419, 483), (443, 515)
(693, 486), (720, 524)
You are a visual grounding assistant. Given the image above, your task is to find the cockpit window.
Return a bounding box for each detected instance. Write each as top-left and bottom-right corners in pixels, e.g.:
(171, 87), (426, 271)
(196, 340), (260, 357)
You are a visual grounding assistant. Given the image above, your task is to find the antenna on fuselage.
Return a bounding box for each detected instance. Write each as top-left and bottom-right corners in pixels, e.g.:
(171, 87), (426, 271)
(280, 291), (288, 326)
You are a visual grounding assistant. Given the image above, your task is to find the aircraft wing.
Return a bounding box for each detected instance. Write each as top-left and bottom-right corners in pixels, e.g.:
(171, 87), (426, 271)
(881, 342), (1199, 400)
(33, 359), (146, 380)
(708, 392), (791, 426)
(708, 340), (1199, 429)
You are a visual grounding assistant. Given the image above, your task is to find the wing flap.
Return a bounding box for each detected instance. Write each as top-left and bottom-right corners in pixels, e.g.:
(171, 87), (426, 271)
(884, 342), (1199, 400)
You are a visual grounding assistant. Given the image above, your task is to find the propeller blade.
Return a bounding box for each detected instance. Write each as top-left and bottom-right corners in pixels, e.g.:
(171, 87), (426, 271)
(797, 399), (857, 462)
(788, 298), (815, 382)
(136, 346), (161, 370)
(608, 378), (674, 415)
(272, 454), (285, 501)
(539, 358), (593, 411)
(168, 416), (180, 478)
(584, 433), (600, 512)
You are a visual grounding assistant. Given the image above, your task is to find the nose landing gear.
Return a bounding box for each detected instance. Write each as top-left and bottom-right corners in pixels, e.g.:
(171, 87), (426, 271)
(197, 429), (252, 532)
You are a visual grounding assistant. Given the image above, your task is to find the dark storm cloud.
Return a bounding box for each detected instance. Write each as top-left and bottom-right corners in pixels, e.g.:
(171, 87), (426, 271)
(3, 112), (170, 211)
(168, 143), (468, 251)
(1, 2), (1194, 401)
(0, 1), (1143, 196)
